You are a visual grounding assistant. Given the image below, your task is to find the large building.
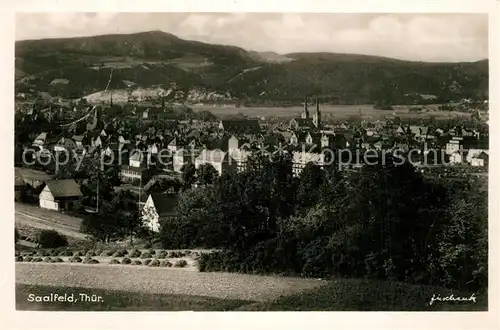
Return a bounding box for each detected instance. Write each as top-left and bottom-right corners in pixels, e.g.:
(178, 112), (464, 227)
(289, 96), (322, 131)
(195, 149), (237, 176)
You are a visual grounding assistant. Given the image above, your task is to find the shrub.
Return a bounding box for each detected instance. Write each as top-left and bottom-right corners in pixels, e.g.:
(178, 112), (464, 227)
(100, 250), (112, 257)
(174, 259), (188, 268)
(86, 258), (99, 264)
(37, 230), (68, 249)
(73, 251), (83, 257)
(41, 249), (52, 257)
(143, 259), (152, 266)
(113, 249), (128, 258)
(50, 249), (61, 257)
(60, 250), (74, 257)
(177, 252), (186, 257)
(121, 257), (132, 265)
(132, 260), (143, 265)
(52, 257), (63, 263)
(184, 250), (192, 256)
(168, 251), (178, 258)
(157, 250), (167, 259)
(109, 259), (120, 264)
(70, 256), (82, 263)
(161, 260), (173, 267)
(24, 256), (33, 262)
(94, 249), (103, 256)
(16, 256), (23, 262)
(43, 257), (53, 263)
(140, 252), (152, 259)
(32, 257), (43, 262)
(143, 242), (152, 249)
(129, 249), (141, 258)
(86, 250), (97, 257)
(149, 249), (156, 255)
(149, 259), (160, 267)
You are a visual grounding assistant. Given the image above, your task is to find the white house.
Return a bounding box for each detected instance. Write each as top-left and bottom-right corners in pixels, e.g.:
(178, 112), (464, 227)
(195, 149), (237, 176)
(33, 132), (47, 147)
(173, 148), (192, 173)
(466, 149), (489, 164)
(129, 151), (145, 168)
(446, 137), (463, 155)
(39, 179), (82, 211)
(292, 151), (326, 176)
(141, 193), (180, 232)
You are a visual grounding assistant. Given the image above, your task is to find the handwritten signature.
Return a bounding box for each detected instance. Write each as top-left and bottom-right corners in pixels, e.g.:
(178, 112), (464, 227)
(429, 293), (477, 306)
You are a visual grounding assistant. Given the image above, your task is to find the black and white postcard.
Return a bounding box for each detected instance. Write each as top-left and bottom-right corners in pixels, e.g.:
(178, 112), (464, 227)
(1, 1), (499, 330)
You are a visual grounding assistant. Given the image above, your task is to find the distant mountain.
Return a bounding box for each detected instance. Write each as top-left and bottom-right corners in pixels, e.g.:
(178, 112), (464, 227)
(15, 30), (489, 104)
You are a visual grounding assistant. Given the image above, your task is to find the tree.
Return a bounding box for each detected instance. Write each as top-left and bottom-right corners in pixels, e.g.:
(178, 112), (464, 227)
(197, 164), (219, 185)
(81, 190), (142, 243)
(38, 230), (68, 248)
(296, 162), (325, 212)
(181, 163), (197, 189)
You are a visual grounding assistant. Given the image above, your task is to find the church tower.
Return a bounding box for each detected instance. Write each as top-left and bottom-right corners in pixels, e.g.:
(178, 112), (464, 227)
(301, 96), (309, 119)
(313, 96), (321, 128)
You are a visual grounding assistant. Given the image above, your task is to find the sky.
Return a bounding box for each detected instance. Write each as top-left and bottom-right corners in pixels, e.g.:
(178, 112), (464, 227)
(15, 13), (488, 62)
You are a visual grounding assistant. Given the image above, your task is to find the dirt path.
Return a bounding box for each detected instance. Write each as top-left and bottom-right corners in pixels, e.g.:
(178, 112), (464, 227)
(16, 263), (326, 302)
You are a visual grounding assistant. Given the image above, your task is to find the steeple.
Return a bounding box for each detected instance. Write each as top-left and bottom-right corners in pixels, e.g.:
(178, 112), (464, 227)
(301, 96), (309, 119)
(313, 96), (321, 128)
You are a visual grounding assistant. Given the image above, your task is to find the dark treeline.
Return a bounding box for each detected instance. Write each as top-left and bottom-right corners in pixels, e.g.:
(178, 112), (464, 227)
(160, 153), (487, 292)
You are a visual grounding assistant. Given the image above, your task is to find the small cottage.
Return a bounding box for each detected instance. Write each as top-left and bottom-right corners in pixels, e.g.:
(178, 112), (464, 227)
(39, 179), (82, 211)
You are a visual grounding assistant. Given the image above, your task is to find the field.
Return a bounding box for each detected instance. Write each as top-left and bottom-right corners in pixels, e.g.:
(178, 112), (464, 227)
(191, 104), (472, 120)
(16, 263), (326, 303)
(16, 266), (486, 311)
(15, 203), (85, 240)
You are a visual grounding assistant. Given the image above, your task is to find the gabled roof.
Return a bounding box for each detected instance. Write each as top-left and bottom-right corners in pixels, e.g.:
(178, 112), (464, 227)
(220, 119), (260, 133)
(149, 193), (180, 216)
(45, 179), (82, 198)
(292, 118), (315, 129)
(35, 132), (47, 141)
(196, 149), (230, 163)
(129, 151), (144, 162)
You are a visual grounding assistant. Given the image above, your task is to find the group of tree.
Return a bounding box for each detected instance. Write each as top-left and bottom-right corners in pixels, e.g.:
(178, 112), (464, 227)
(180, 163), (219, 189)
(160, 152), (487, 292)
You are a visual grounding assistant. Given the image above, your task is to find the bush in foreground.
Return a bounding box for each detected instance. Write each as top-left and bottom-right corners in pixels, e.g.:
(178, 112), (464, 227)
(109, 259), (120, 265)
(43, 257), (53, 263)
(84, 258), (99, 264)
(32, 257), (43, 262)
(59, 250), (74, 257)
(140, 252), (152, 259)
(100, 250), (113, 257)
(52, 257), (64, 263)
(132, 260), (143, 265)
(16, 256), (23, 262)
(113, 250), (128, 258)
(121, 258), (132, 265)
(174, 259), (188, 268)
(129, 250), (141, 258)
(37, 230), (68, 249)
(24, 256), (33, 262)
(143, 259), (152, 266)
(70, 256), (82, 263)
(149, 259), (160, 267)
(161, 260), (173, 267)
(157, 251), (167, 259)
